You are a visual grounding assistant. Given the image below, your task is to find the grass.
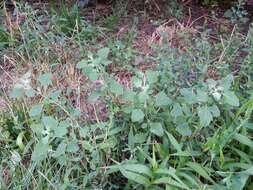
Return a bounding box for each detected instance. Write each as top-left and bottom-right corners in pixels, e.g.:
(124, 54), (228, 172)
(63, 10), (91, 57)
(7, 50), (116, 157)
(0, 1), (253, 189)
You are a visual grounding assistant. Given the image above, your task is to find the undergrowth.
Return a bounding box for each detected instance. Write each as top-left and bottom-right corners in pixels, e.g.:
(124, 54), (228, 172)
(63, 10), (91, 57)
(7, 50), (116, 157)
(0, 1), (253, 190)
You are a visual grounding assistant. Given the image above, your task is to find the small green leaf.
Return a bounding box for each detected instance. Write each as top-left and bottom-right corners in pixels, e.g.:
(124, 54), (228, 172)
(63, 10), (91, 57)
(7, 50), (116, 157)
(42, 116), (58, 130)
(54, 120), (69, 138)
(171, 103), (183, 118)
(66, 139), (79, 153)
(197, 106), (213, 127)
(83, 66), (98, 82)
(131, 76), (143, 88)
(110, 81), (123, 95)
(76, 59), (88, 69)
(180, 88), (196, 104)
(53, 142), (66, 157)
(32, 141), (49, 162)
(29, 104), (43, 117)
(150, 122), (164, 137)
(38, 73), (52, 86)
(138, 91), (149, 103)
(196, 89), (208, 102)
(123, 90), (136, 102)
(146, 70), (159, 84)
(155, 91), (171, 107)
(223, 91), (239, 107)
(131, 109), (145, 122)
(209, 105), (220, 117)
(10, 88), (24, 99)
(176, 123), (192, 137)
(97, 47), (110, 59)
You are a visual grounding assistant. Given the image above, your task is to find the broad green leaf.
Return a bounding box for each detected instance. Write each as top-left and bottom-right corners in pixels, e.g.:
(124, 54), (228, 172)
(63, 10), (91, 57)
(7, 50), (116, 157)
(180, 88), (196, 104)
(122, 164), (153, 178)
(31, 141), (49, 162)
(87, 90), (100, 103)
(10, 88), (24, 99)
(30, 123), (44, 135)
(110, 81), (123, 95)
(53, 142), (66, 157)
(29, 104), (43, 117)
(176, 123), (192, 137)
(132, 76), (143, 88)
(76, 59), (88, 69)
(146, 70), (159, 83)
(234, 133), (253, 149)
(83, 66), (98, 82)
(42, 116), (58, 130)
(54, 120), (69, 138)
(186, 162), (214, 183)
(123, 90), (135, 102)
(171, 103), (183, 118)
(138, 91), (149, 103)
(97, 47), (110, 59)
(38, 73), (52, 86)
(155, 91), (171, 107)
(197, 106), (213, 127)
(196, 89), (208, 102)
(119, 167), (151, 187)
(155, 168), (189, 189)
(150, 122), (164, 137)
(153, 177), (189, 189)
(209, 105), (220, 117)
(66, 139), (79, 153)
(131, 109), (145, 122)
(223, 91), (239, 107)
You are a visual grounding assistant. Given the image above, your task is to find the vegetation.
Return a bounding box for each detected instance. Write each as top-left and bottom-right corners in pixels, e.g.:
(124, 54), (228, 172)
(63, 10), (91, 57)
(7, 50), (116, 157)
(0, 0), (253, 189)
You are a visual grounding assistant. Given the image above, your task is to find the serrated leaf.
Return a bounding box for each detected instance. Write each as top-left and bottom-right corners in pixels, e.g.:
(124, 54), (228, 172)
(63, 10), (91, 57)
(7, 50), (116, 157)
(38, 73), (52, 86)
(197, 106), (213, 127)
(31, 141), (49, 162)
(155, 91), (171, 107)
(223, 91), (239, 107)
(29, 104), (43, 117)
(150, 122), (164, 137)
(131, 109), (145, 122)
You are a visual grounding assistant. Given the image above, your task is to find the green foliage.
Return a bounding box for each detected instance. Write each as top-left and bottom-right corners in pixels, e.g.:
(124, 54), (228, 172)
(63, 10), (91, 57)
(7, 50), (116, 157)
(1, 2), (253, 190)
